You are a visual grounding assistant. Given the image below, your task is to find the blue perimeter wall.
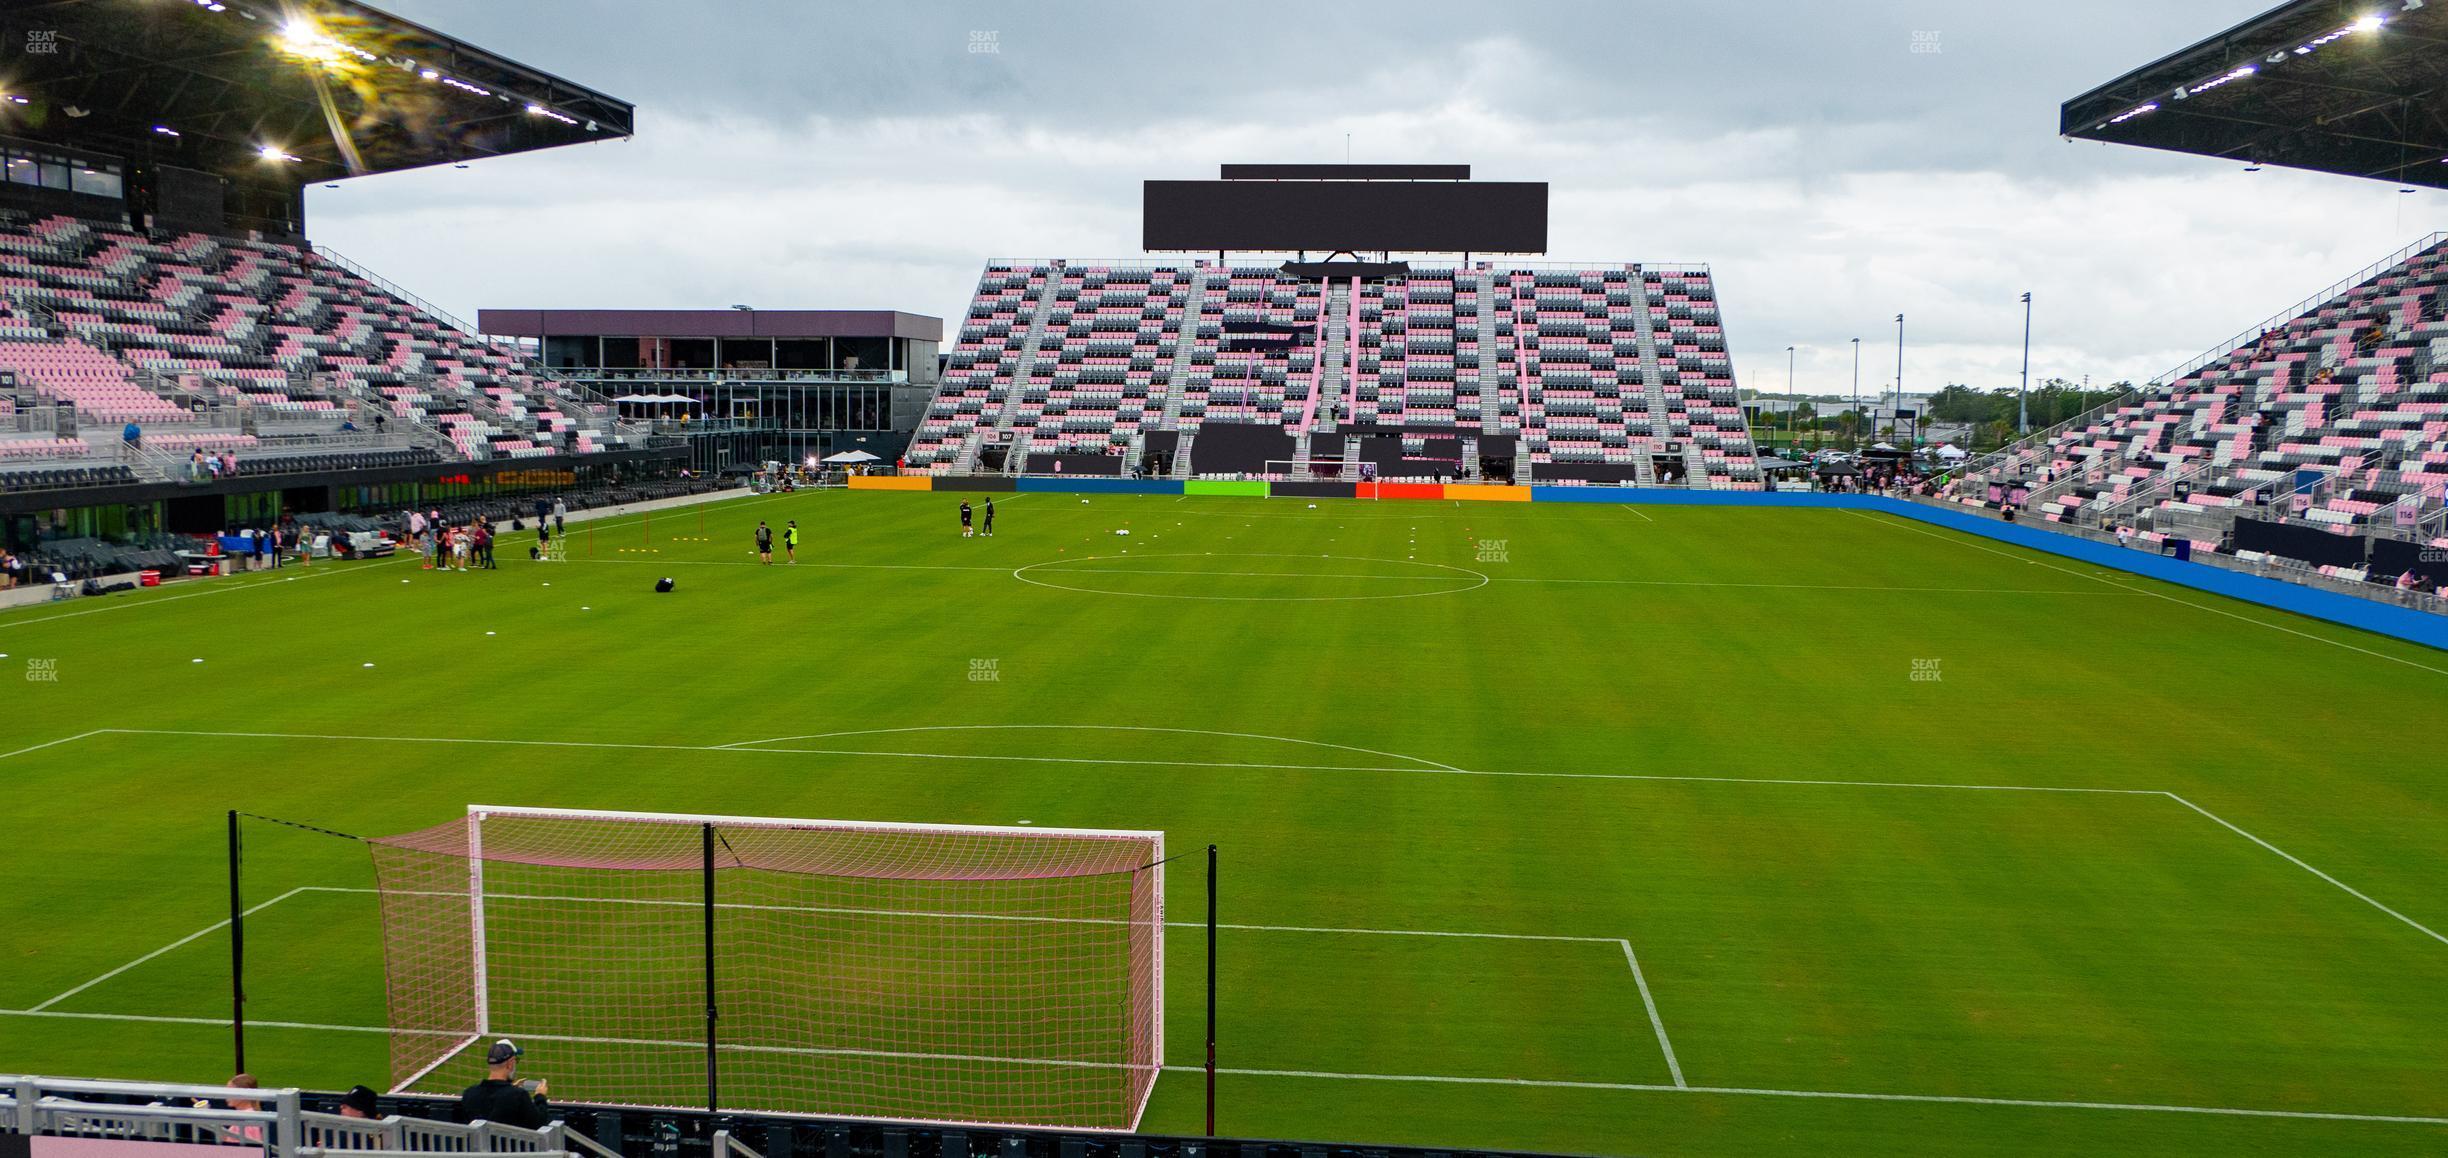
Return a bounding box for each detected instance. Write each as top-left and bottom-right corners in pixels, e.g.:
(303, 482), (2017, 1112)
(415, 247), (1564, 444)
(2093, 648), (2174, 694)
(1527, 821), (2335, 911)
(893, 478), (2448, 651)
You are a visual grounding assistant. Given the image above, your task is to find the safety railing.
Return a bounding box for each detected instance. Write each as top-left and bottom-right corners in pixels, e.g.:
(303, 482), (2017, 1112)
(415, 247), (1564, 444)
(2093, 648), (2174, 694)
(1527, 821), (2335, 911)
(5, 1075), (567, 1158)
(306, 246), (626, 427)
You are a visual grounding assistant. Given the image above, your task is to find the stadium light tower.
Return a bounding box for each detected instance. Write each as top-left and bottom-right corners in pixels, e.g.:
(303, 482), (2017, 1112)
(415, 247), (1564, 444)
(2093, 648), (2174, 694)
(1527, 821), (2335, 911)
(2019, 292), (2033, 436)
(1787, 345), (1796, 449)
(1894, 314), (1907, 446)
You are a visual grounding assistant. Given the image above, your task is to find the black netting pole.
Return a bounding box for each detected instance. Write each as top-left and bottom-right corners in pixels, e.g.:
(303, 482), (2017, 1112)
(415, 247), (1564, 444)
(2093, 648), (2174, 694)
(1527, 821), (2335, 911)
(228, 809), (245, 1074)
(703, 822), (720, 1114)
(1205, 842), (1218, 1137)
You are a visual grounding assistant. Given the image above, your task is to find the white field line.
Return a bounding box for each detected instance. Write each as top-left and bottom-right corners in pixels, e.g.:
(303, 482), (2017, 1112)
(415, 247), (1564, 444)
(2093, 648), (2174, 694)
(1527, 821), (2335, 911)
(0, 557), (383, 629)
(2160, 792), (2448, 948)
(0, 489), (782, 631)
(1481, 576), (2123, 595)
(0, 729), (106, 762)
(66, 727), (2154, 794)
(0, 1008), (2440, 1128)
(571, 554), (2115, 597)
(27, 886), (316, 1011)
(269, 885), (1631, 945)
(390, 1031), (482, 1096)
(714, 724), (1466, 771)
(1181, 1063), (2448, 1127)
(578, 559), (1013, 573)
(21, 884), (1671, 1084)
(12, 731), (2440, 1096)
(1621, 504), (1656, 523)
(1843, 510), (2448, 677)
(1619, 939), (1684, 1088)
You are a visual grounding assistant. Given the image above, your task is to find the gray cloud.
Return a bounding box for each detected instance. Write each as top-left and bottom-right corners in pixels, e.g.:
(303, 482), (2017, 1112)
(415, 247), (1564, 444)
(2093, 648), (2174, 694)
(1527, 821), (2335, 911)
(310, 1), (2448, 401)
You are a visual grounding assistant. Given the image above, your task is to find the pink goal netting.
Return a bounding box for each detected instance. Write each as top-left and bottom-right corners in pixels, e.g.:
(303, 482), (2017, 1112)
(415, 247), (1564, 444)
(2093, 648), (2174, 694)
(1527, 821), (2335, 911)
(368, 810), (1162, 1131)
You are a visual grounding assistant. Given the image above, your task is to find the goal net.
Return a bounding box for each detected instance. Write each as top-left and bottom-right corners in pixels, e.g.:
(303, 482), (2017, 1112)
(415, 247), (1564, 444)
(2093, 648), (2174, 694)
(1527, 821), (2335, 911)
(367, 806), (1164, 1131)
(1263, 458), (1374, 483)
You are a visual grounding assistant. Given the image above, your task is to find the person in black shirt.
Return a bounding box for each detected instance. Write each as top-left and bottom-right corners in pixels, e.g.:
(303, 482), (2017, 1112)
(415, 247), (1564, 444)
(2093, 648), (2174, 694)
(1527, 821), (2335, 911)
(459, 1039), (548, 1128)
(959, 501), (973, 538)
(755, 521), (774, 565)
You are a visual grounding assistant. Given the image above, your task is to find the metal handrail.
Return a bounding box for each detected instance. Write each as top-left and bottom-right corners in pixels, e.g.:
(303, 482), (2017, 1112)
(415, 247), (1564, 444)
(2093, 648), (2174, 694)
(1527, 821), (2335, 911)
(1955, 234), (2448, 489)
(304, 246), (623, 421)
(2154, 232), (2446, 389)
(983, 257), (1717, 274)
(566, 367), (909, 384)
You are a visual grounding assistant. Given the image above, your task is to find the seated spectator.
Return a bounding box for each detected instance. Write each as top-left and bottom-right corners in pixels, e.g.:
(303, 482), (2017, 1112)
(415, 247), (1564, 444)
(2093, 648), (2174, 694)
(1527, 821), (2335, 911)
(217, 1073), (265, 1144)
(338, 1085), (380, 1120)
(458, 1039), (548, 1128)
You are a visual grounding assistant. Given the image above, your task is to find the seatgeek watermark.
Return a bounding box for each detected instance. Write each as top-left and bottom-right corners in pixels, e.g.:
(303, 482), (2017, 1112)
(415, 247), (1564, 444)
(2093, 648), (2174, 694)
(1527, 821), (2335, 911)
(968, 30), (1000, 55)
(1476, 538), (1509, 563)
(25, 657), (58, 683)
(1909, 658), (1942, 683)
(1910, 30), (1941, 54)
(969, 657), (1001, 683)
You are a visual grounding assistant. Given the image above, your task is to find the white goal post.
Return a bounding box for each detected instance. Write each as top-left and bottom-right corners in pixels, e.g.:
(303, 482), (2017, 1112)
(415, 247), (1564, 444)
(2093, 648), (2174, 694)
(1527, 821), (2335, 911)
(367, 805), (1166, 1132)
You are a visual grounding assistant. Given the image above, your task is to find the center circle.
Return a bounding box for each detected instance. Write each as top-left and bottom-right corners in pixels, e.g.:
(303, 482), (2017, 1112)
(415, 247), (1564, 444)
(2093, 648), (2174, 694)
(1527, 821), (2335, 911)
(1011, 552), (1490, 602)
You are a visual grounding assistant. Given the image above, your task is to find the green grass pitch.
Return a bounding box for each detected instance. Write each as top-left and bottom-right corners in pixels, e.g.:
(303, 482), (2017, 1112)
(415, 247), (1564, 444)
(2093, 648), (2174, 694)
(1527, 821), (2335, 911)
(3, 489), (2446, 1156)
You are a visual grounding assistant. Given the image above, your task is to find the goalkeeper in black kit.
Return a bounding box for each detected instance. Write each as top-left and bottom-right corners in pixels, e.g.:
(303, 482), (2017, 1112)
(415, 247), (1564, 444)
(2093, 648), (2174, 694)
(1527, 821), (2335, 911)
(459, 1039), (549, 1127)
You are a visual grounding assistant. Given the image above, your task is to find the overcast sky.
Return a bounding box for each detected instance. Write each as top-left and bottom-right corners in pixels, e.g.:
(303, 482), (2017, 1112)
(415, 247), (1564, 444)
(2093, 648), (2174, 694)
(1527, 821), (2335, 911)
(307, 0), (2448, 399)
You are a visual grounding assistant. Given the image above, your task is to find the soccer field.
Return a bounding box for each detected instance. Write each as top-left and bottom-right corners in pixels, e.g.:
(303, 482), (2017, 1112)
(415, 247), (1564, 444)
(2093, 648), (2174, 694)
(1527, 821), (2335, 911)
(3, 489), (2445, 1156)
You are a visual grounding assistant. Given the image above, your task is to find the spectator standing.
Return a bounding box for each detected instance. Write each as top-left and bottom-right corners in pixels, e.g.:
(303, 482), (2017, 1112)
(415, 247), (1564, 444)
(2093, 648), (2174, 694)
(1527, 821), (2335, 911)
(252, 528), (268, 571)
(552, 498), (567, 535)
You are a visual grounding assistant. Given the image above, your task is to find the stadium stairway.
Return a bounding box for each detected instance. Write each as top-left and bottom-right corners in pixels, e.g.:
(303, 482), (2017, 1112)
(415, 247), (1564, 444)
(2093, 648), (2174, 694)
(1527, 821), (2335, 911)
(1952, 233), (2448, 555)
(909, 260), (1761, 486)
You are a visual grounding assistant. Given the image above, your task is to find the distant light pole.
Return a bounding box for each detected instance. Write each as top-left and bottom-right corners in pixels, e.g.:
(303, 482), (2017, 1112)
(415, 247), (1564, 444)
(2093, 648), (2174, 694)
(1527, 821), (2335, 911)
(1786, 345), (1796, 450)
(1850, 337), (1861, 448)
(2018, 292), (2033, 438)
(1894, 314), (1907, 446)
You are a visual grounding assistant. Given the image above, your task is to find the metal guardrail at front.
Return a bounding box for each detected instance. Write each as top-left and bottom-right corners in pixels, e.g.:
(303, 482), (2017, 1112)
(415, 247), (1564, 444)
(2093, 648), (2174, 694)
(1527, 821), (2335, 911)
(569, 367), (910, 385)
(5, 1075), (568, 1158)
(1898, 493), (2448, 618)
(305, 246), (625, 421)
(1955, 234), (2448, 489)
(2152, 232), (2446, 390)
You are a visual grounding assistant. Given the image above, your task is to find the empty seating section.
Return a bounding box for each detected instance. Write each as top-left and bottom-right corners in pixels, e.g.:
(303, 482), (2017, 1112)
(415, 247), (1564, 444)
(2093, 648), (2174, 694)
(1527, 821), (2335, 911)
(907, 260), (1761, 483)
(0, 212), (624, 468)
(1957, 237), (2448, 555)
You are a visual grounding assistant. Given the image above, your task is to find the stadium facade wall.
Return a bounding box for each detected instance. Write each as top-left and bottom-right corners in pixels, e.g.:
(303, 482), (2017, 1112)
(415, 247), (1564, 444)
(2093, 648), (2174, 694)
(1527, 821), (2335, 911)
(934, 476), (1018, 492)
(1184, 480), (1268, 497)
(844, 477), (2448, 649)
(1012, 477), (1180, 495)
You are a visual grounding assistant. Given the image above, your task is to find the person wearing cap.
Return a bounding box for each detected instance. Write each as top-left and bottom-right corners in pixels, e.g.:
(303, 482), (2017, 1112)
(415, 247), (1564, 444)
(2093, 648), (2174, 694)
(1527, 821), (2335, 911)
(457, 1039), (548, 1127)
(338, 1085), (380, 1119)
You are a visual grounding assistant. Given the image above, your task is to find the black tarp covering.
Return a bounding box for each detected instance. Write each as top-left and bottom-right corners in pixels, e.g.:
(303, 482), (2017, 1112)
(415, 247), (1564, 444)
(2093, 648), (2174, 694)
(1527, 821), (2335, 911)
(2231, 517), (2368, 569)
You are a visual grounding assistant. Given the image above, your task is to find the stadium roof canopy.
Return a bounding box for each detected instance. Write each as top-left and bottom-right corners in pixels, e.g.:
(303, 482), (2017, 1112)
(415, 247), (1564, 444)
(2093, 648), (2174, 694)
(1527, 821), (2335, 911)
(0, 0), (633, 183)
(2061, 0), (2448, 189)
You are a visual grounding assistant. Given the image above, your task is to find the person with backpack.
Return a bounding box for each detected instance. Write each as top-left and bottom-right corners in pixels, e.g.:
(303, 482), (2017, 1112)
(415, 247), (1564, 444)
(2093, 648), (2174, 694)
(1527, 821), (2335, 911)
(754, 521), (774, 564)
